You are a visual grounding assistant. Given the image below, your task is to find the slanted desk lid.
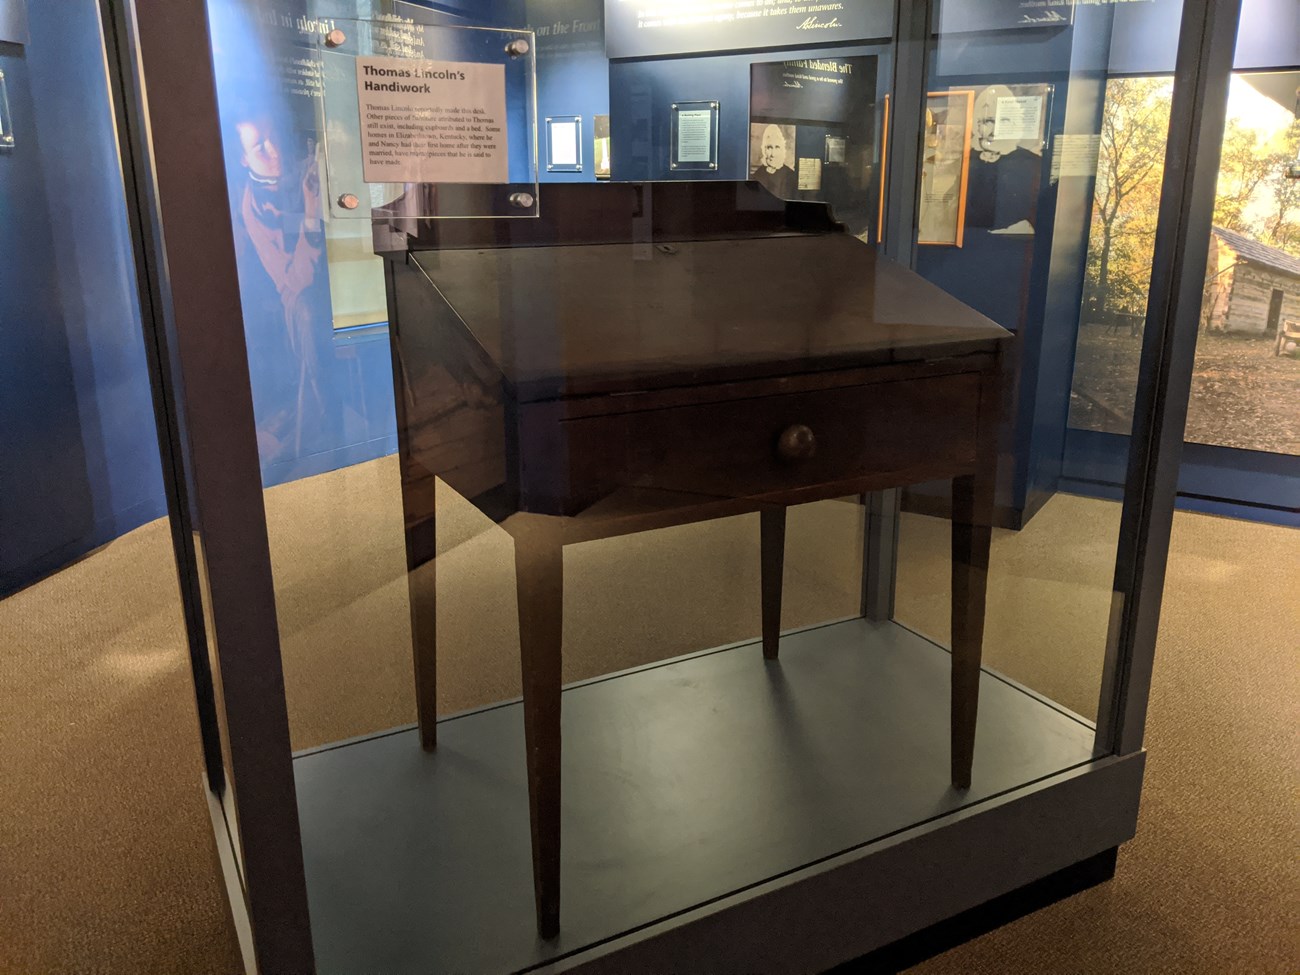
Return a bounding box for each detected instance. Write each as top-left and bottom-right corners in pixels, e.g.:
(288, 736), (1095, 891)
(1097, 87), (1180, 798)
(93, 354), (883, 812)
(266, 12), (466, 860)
(410, 230), (1010, 402)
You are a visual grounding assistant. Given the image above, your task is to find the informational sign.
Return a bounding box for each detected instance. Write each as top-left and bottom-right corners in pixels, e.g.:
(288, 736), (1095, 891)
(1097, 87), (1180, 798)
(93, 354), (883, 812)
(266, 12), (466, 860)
(935, 0), (1076, 33)
(355, 55), (509, 184)
(671, 100), (719, 169)
(0, 0), (28, 45)
(994, 95), (1044, 142)
(676, 108), (713, 162)
(825, 136), (847, 164)
(605, 0), (895, 60)
(546, 115), (583, 171)
(1050, 133), (1101, 182)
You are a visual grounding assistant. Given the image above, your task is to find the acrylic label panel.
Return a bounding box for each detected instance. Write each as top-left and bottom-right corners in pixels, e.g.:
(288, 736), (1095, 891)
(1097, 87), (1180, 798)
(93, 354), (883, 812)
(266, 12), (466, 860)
(355, 55), (509, 184)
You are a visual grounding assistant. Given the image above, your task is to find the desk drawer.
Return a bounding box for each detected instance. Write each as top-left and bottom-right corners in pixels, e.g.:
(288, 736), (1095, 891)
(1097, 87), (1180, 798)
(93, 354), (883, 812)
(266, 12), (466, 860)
(523, 372), (983, 513)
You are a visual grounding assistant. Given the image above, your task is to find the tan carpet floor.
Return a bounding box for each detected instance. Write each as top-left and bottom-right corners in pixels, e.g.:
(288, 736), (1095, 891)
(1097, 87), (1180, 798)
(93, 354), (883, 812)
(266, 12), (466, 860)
(2, 454), (1296, 973)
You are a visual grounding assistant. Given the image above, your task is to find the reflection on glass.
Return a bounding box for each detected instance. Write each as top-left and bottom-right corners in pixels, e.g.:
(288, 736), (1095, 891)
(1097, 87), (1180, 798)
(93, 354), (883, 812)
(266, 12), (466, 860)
(900, 4), (1189, 733)
(747, 55), (882, 238)
(1, 2), (197, 967)
(919, 89), (973, 246)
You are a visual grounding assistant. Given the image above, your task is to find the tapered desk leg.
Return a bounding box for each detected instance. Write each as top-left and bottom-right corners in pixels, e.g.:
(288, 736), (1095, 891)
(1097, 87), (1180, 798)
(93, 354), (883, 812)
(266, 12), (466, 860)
(406, 503), (438, 752)
(951, 470), (993, 790)
(514, 518), (564, 939)
(761, 508), (787, 660)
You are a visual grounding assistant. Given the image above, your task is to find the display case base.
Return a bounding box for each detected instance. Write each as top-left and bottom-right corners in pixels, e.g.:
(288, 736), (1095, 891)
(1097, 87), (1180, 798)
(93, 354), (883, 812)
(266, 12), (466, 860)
(828, 845), (1119, 973)
(294, 619), (1126, 974)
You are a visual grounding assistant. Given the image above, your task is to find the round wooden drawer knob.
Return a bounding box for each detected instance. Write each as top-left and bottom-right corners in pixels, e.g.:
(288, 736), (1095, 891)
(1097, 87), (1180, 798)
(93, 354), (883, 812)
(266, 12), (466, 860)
(777, 424), (817, 462)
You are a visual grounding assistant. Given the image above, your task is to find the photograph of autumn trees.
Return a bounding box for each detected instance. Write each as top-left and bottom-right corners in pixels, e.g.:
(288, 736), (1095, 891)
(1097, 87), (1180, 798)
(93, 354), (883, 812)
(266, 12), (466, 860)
(1069, 72), (1300, 456)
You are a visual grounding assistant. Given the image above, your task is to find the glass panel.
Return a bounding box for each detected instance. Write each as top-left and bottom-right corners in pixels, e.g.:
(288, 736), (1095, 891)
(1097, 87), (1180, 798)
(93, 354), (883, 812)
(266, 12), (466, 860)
(317, 16), (540, 219)
(200, 0), (1206, 967)
(0, 2), (212, 970)
(896, 2), (1186, 733)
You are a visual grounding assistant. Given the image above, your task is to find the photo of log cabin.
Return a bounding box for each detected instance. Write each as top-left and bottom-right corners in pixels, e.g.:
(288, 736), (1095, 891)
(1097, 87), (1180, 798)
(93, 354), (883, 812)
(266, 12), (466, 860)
(1069, 72), (1300, 456)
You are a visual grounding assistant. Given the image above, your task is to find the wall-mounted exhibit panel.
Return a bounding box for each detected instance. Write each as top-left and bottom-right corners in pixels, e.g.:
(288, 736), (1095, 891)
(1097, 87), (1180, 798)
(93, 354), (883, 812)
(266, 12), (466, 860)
(748, 55), (880, 236)
(609, 42), (893, 243)
(603, 0), (895, 59)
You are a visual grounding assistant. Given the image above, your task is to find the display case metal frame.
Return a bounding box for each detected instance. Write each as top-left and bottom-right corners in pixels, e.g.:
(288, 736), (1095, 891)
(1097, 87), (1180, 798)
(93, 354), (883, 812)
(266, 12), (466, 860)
(103, 0), (1242, 969)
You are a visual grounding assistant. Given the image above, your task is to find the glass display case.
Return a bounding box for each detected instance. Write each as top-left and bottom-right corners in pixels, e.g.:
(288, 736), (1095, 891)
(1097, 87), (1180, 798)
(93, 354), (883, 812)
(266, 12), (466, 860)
(96, 0), (1259, 970)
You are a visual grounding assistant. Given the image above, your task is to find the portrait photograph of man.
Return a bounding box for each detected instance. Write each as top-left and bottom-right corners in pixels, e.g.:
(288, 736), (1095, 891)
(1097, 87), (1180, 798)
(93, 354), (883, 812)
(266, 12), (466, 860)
(749, 122), (798, 199)
(965, 84), (1047, 235)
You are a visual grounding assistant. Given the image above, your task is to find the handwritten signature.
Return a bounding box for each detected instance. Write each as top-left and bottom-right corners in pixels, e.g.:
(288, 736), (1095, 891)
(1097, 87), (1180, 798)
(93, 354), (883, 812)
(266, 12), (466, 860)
(796, 16), (842, 30)
(1019, 10), (1067, 23)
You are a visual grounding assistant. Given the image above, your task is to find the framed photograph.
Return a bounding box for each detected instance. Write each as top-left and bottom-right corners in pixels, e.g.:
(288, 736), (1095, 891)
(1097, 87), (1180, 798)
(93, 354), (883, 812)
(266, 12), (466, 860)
(545, 115), (583, 173)
(749, 54), (880, 231)
(747, 122), (797, 198)
(593, 114), (611, 180)
(670, 100), (719, 171)
(919, 89), (974, 247)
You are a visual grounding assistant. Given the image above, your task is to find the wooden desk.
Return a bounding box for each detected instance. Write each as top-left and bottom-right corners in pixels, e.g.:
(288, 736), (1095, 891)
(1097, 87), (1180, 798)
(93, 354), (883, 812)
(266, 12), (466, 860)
(377, 182), (1010, 938)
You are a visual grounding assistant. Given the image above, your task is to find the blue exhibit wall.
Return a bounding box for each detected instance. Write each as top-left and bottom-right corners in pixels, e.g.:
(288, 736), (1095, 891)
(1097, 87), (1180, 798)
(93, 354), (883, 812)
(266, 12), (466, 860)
(609, 42), (894, 190)
(0, 2), (167, 596)
(1063, 430), (1300, 527)
(1110, 0), (1300, 74)
(907, 7), (1117, 525)
(520, 0), (608, 181)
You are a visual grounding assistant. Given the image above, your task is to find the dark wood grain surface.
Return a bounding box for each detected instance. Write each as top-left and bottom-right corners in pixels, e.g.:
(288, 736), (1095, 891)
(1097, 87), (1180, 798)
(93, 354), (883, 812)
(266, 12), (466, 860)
(412, 235), (1008, 402)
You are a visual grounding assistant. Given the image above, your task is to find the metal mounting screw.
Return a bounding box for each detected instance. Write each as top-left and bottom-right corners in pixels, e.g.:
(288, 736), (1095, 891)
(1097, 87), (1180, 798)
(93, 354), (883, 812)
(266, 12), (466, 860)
(337, 193), (360, 210)
(509, 191), (536, 209)
(505, 38), (530, 58)
(324, 28), (347, 48)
